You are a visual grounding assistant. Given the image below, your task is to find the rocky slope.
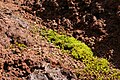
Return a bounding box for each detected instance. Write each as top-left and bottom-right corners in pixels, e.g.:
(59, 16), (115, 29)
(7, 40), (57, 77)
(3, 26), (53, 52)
(0, 1), (84, 79)
(0, 0), (120, 80)
(21, 0), (120, 68)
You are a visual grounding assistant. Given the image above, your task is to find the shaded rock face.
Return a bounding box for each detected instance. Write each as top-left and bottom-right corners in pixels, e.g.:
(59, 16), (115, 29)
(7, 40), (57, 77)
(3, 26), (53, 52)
(20, 0), (120, 68)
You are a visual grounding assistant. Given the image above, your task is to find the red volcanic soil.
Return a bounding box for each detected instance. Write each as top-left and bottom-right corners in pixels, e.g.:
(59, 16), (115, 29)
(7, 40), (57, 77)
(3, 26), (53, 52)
(0, 0), (120, 79)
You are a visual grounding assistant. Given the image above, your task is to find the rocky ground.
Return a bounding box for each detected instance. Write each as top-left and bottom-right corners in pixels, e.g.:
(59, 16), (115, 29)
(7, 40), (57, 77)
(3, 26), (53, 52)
(21, 0), (120, 68)
(0, 1), (85, 80)
(0, 0), (120, 80)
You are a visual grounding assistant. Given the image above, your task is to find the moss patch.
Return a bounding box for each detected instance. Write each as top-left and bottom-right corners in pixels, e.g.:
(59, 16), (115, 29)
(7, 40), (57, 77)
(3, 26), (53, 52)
(40, 28), (120, 79)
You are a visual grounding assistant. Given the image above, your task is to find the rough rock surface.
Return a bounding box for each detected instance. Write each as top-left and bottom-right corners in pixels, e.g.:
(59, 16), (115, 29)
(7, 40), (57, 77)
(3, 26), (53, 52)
(0, 0), (120, 79)
(0, 1), (85, 80)
(21, 0), (120, 68)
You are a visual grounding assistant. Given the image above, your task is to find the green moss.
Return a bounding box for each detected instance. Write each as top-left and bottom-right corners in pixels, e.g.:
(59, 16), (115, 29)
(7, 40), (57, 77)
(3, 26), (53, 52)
(9, 42), (27, 50)
(15, 42), (27, 48)
(40, 28), (120, 79)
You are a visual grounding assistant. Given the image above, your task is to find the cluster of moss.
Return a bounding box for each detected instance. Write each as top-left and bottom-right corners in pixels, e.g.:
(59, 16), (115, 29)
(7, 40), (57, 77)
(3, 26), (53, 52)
(15, 42), (27, 48)
(10, 42), (27, 50)
(40, 28), (120, 79)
